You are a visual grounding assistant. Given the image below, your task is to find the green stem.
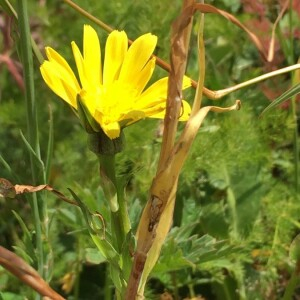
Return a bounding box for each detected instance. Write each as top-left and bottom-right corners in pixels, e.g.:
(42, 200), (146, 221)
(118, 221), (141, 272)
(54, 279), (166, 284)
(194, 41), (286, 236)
(99, 155), (124, 251)
(116, 184), (131, 237)
(267, 216), (281, 267)
(188, 283), (195, 298)
(99, 154), (132, 297)
(223, 165), (238, 241)
(17, 0), (45, 284)
(291, 92), (299, 194)
(282, 261), (300, 300)
(73, 238), (83, 300)
(17, 2), (40, 164)
(101, 154), (131, 234)
(104, 264), (112, 300)
(171, 272), (179, 300)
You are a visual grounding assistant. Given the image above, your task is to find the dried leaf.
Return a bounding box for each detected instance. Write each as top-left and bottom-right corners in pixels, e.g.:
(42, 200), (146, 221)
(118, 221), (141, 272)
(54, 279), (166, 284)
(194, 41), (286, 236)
(193, 2), (289, 63)
(126, 1), (195, 299)
(0, 178), (78, 205)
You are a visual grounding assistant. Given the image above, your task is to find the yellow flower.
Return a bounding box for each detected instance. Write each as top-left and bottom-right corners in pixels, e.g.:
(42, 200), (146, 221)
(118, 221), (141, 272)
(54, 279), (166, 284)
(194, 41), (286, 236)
(40, 25), (191, 139)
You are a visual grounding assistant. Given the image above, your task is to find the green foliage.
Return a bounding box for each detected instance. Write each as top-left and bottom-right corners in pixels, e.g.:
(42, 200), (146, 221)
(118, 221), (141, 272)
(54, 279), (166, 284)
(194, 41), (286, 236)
(154, 225), (238, 273)
(0, 0), (299, 299)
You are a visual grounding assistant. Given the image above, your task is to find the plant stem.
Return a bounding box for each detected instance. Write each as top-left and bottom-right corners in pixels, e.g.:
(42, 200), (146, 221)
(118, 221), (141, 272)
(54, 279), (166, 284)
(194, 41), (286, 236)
(223, 165), (238, 241)
(17, 0), (45, 282)
(171, 272), (179, 300)
(282, 261), (300, 300)
(17, 0), (51, 292)
(291, 87), (299, 195)
(16, 3), (40, 164)
(104, 264), (112, 300)
(99, 155), (128, 251)
(73, 238), (83, 300)
(99, 154), (131, 234)
(98, 154), (132, 294)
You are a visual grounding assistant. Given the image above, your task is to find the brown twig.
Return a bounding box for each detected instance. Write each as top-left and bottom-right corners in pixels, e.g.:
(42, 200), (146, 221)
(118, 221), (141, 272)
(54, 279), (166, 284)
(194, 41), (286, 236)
(0, 246), (65, 300)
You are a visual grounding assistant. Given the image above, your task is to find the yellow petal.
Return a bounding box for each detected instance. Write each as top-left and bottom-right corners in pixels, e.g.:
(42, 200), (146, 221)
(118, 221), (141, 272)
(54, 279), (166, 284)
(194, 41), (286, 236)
(146, 100), (191, 120)
(182, 75), (192, 90)
(40, 61), (79, 108)
(119, 110), (146, 125)
(71, 41), (86, 87)
(83, 25), (102, 86)
(119, 33), (157, 85)
(178, 100), (191, 120)
(103, 30), (128, 85)
(131, 57), (156, 95)
(148, 102), (188, 119)
(136, 77), (168, 109)
(102, 121), (121, 140)
(137, 75), (192, 109)
(79, 89), (98, 116)
(45, 47), (80, 92)
(142, 104), (165, 118)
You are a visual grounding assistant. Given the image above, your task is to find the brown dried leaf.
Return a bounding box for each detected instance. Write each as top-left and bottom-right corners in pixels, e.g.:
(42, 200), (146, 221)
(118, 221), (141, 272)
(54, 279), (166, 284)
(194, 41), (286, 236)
(194, 2), (289, 63)
(158, 0), (195, 170)
(126, 2), (195, 299)
(0, 178), (77, 206)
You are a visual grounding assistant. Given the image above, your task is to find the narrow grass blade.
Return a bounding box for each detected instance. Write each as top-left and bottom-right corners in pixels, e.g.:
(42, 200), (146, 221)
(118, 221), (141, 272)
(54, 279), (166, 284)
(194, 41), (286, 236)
(19, 130), (45, 172)
(45, 107), (54, 182)
(261, 83), (300, 116)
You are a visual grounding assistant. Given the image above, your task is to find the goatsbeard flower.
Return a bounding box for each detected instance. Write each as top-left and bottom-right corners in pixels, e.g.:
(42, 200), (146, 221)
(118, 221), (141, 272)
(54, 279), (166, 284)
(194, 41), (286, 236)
(40, 25), (191, 139)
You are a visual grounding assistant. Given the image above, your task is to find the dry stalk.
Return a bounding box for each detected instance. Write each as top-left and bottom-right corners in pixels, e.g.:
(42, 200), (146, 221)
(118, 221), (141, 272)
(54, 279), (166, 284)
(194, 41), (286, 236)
(0, 246), (65, 300)
(125, 1), (195, 299)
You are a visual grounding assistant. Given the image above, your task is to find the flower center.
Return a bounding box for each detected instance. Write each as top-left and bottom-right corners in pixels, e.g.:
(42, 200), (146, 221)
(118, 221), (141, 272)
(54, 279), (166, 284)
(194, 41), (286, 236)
(97, 81), (138, 124)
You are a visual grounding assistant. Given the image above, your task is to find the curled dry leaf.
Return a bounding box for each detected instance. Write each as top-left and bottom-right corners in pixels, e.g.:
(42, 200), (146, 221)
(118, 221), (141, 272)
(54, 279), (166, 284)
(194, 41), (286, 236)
(0, 178), (78, 205)
(193, 1), (289, 63)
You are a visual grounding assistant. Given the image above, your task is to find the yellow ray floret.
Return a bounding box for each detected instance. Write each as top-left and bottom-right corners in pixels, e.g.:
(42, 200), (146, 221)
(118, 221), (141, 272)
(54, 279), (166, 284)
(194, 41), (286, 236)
(40, 25), (191, 139)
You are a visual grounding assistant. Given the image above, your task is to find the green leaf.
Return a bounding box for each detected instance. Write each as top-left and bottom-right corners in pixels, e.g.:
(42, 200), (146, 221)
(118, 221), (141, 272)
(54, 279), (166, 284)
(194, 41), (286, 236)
(56, 207), (78, 227)
(0, 155), (21, 183)
(68, 188), (125, 291)
(68, 188), (119, 262)
(0, 0), (17, 19)
(12, 245), (34, 265)
(154, 223), (237, 274)
(45, 107), (54, 182)
(0, 292), (25, 300)
(289, 234), (300, 262)
(19, 130), (45, 171)
(84, 248), (107, 265)
(11, 210), (36, 262)
(261, 83), (300, 115)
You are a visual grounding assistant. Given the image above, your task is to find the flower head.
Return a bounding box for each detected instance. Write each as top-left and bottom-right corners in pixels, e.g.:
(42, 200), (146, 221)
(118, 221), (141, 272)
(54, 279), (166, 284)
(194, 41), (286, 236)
(40, 25), (191, 139)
